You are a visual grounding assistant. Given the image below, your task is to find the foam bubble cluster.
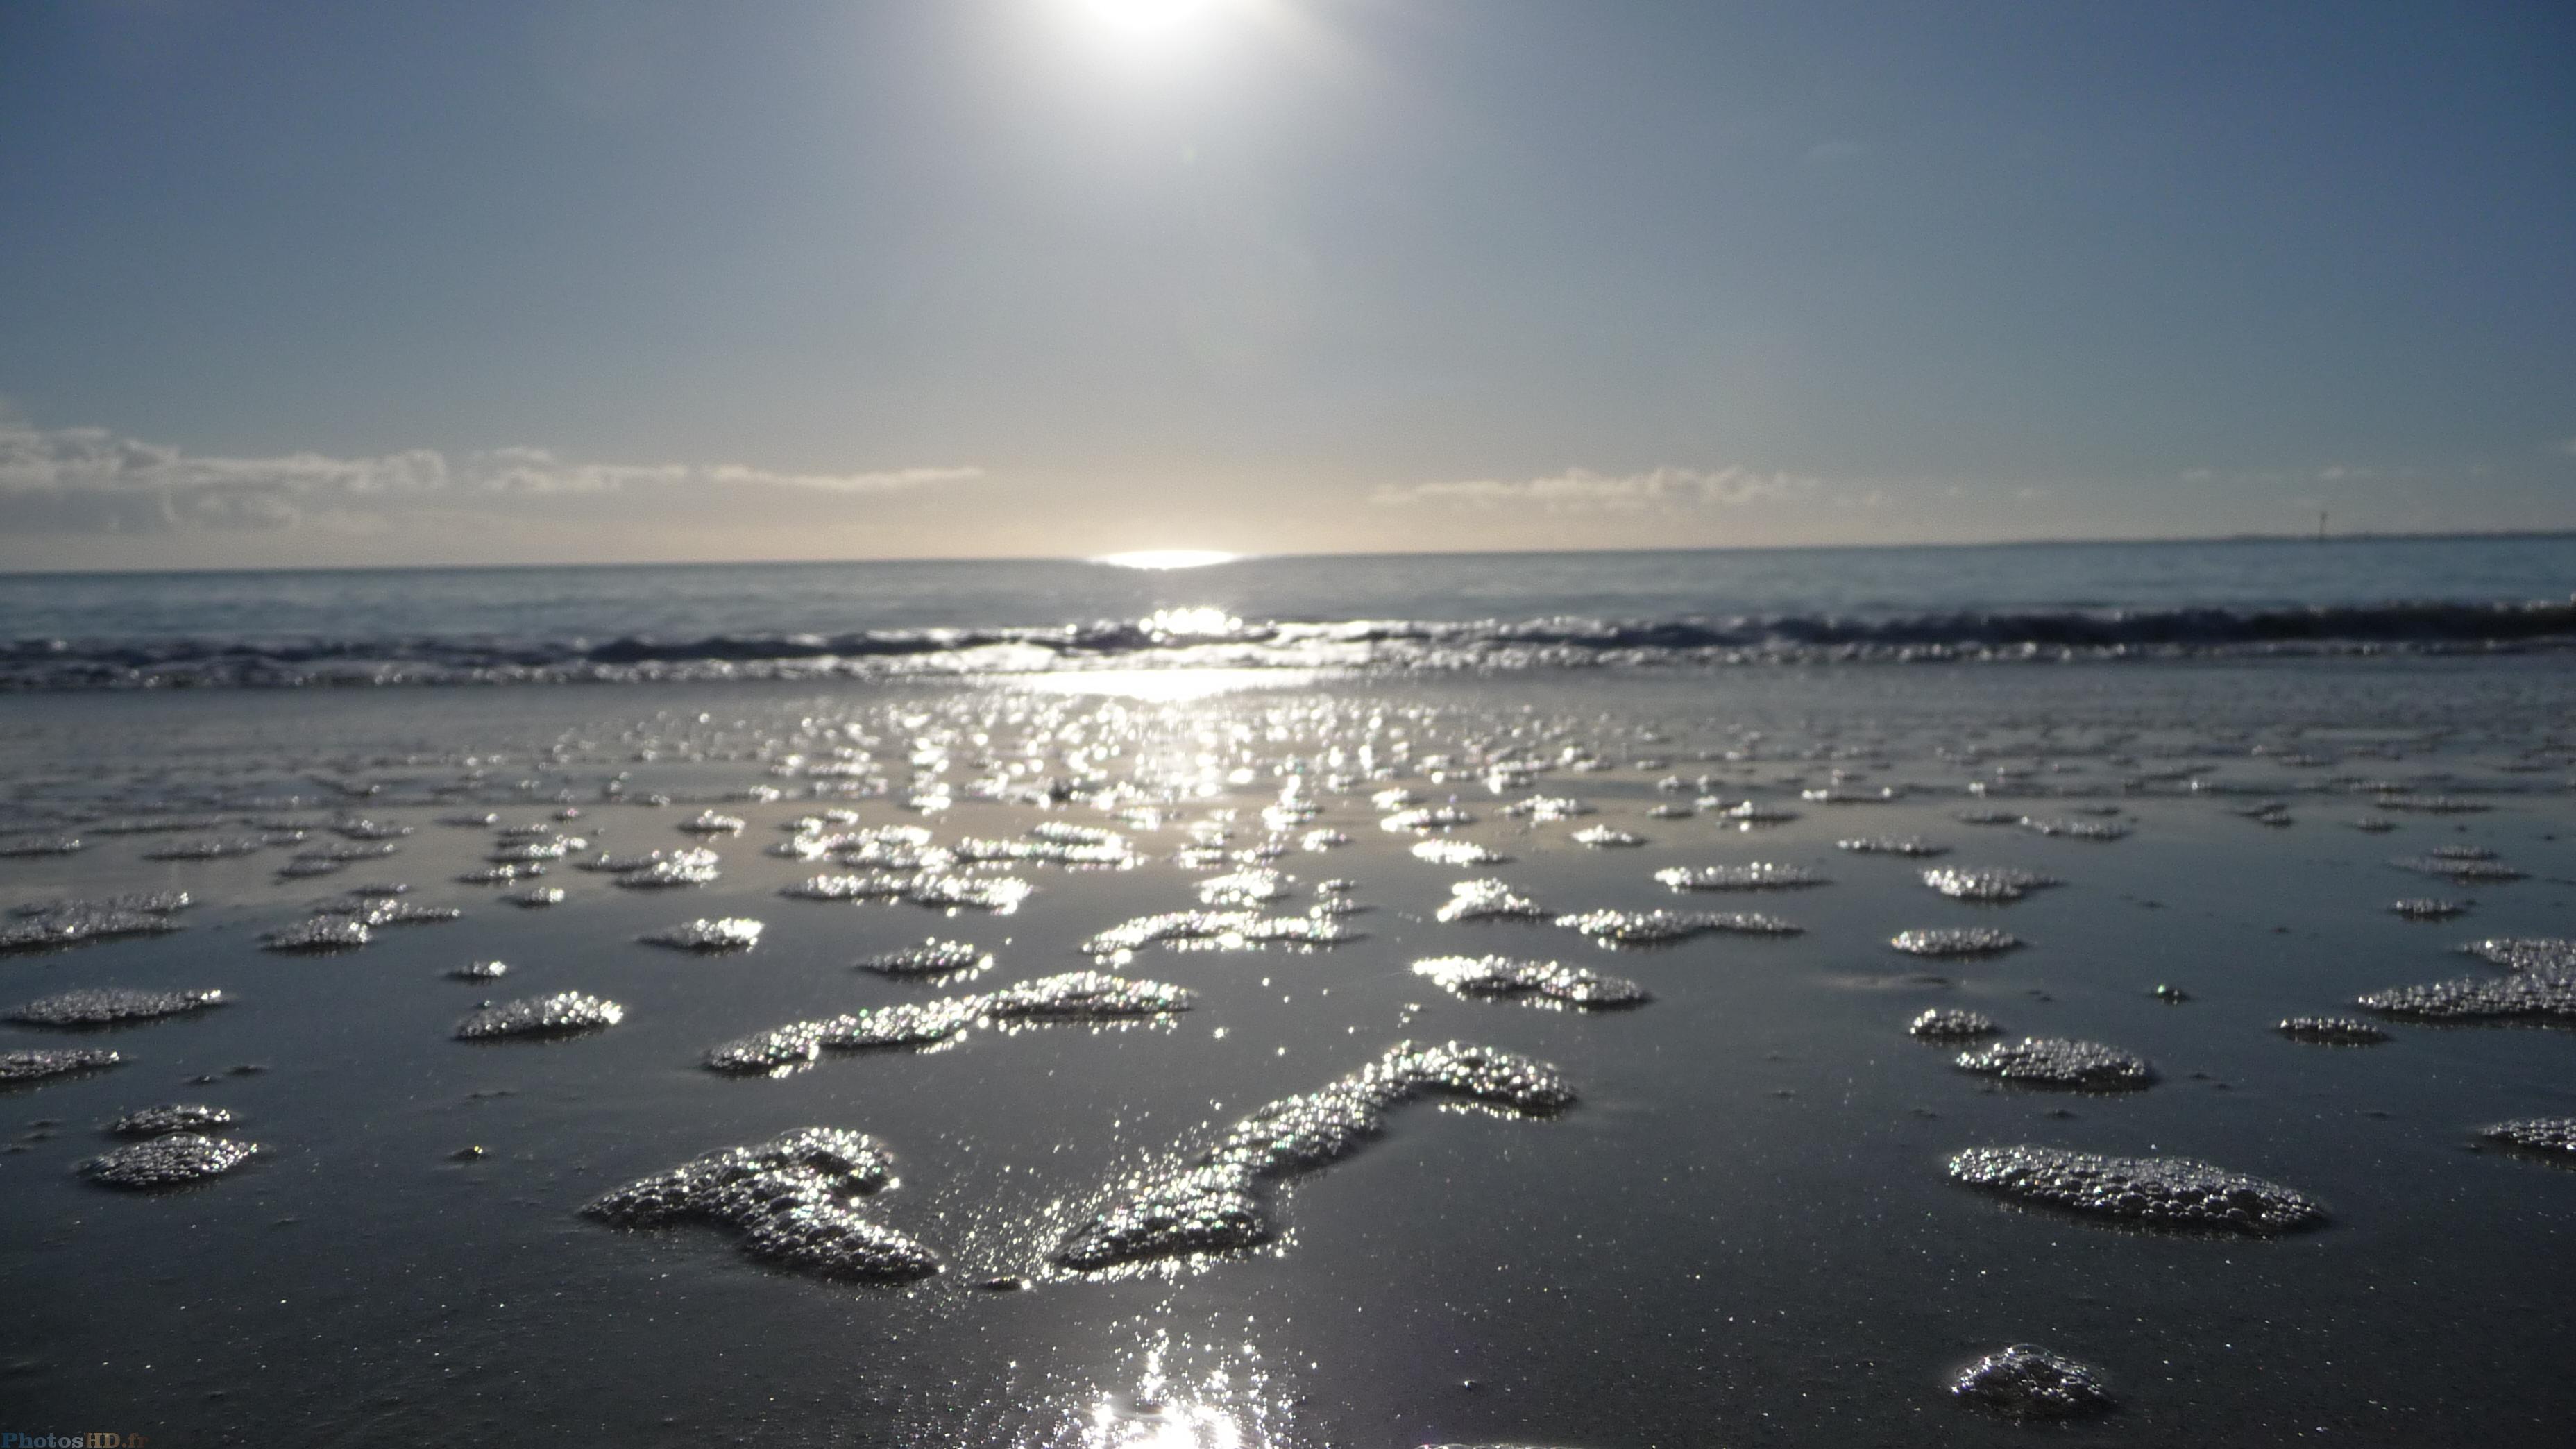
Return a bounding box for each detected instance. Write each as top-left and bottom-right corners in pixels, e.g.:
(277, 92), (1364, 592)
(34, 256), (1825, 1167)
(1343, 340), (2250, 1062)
(2277, 1016), (2389, 1044)
(1838, 836), (1948, 857)
(80, 1133), (260, 1189)
(2391, 855), (2525, 883)
(1051, 1040), (1573, 1271)
(641, 917), (764, 951)
(2357, 974), (2576, 1022)
(1552, 908), (1801, 947)
(1, 1047), (124, 1083)
(1954, 1037), (2153, 1090)
(1910, 1008), (1997, 1040)
(260, 916), (372, 952)
(2480, 1118), (2576, 1158)
(1922, 867), (2060, 903)
(1891, 927), (2021, 957)
(1, 896), (189, 954)
(455, 992), (626, 1039)
(1081, 910), (1353, 956)
(703, 972), (1192, 1074)
(9, 988), (226, 1027)
(1436, 879), (1547, 923)
(1411, 839), (1507, 866)
(1947, 1144), (2323, 1233)
(584, 1127), (938, 1281)
(1951, 1344), (2113, 1419)
(2462, 938), (2576, 974)
(856, 938), (990, 976)
(1655, 863), (1825, 891)
(2017, 817), (2130, 841)
(1411, 955), (1647, 1008)
(110, 1103), (235, 1136)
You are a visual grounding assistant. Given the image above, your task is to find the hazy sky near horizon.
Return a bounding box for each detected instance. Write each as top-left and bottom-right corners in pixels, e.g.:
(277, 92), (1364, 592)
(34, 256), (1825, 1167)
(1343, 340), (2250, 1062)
(2, 0), (2571, 569)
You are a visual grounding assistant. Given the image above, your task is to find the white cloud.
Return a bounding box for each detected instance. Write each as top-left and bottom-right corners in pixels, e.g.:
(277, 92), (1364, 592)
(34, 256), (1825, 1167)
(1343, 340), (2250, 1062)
(1370, 466), (1813, 511)
(0, 422), (979, 534)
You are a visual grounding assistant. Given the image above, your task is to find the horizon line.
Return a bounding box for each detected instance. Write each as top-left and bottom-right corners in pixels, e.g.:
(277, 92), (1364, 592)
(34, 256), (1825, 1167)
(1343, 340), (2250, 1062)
(2, 525), (2570, 580)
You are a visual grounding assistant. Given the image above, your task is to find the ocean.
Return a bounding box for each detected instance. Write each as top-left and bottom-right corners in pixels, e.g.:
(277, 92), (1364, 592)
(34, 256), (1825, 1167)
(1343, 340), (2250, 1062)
(2, 538), (2573, 1447)
(3, 533), (2573, 686)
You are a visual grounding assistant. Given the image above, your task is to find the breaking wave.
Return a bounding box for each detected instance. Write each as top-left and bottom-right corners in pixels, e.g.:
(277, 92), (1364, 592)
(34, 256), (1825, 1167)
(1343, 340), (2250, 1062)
(6, 598), (2573, 689)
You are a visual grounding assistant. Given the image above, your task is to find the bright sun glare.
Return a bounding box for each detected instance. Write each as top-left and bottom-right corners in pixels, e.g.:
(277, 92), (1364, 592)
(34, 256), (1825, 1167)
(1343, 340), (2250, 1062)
(1096, 549), (1241, 570)
(1060, 0), (1233, 58)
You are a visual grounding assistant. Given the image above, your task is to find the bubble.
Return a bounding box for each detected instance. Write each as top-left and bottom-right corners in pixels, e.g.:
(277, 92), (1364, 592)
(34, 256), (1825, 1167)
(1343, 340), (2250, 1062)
(1891, 927), (2021, 958)
(640, 917), (764, 952)
(0, 835), (85, 857)
(449, 960), (509, 981)
(1947, 1144), (2323, 1233)
(1921, 867), (2060, 903)
(454, 992), (626, 1039)
(1051, 1040), (1573, 1271)
(582, 1127), (938, 1282)
(2391, 898), (2470, 921)
(1951, 1344), (2113, 1420)
(1570, 826), (1645, 848)
(80, 1133), (260, 1189)
(1910, 1008), (1997, 1040)
(1655, 863), (1825, 891)
(2276, 1017), (2389, 1044)
(679, 811), (747, 836)
(8, 988), (226, 1027)
(1411, 955), (1647, 1008)
(1, 1048), (124, 1084)
(1552, 908), (1802, 947)
(507, 886), (566, 908)
(1954, 1037), (2153, 1090)
(2481, 1117), (2576, 1158)
(109, 1103), (236, 1137)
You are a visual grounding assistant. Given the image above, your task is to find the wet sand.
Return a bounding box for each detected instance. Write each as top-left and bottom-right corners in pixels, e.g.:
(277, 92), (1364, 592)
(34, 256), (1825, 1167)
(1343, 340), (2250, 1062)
(2, 659), (2573, 1446)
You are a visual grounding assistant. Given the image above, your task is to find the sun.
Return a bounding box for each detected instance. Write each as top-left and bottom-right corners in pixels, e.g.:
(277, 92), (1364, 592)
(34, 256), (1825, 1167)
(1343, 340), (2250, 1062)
(1058, 0), (1232, 58)
(1069, 0), (1215, 37)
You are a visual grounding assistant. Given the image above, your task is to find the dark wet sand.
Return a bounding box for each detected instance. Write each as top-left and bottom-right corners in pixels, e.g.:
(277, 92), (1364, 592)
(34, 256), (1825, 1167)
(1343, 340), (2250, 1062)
(2, 659), (2573, 1446)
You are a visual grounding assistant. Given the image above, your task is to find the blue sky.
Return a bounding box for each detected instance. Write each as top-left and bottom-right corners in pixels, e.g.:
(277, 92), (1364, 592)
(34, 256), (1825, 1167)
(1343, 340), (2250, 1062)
(1, 0), (2570, 568)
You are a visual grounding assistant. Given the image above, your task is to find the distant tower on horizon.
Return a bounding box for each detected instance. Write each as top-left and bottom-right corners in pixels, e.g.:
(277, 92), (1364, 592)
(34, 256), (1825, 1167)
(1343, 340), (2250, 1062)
(2317, 509), (2328, 541)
